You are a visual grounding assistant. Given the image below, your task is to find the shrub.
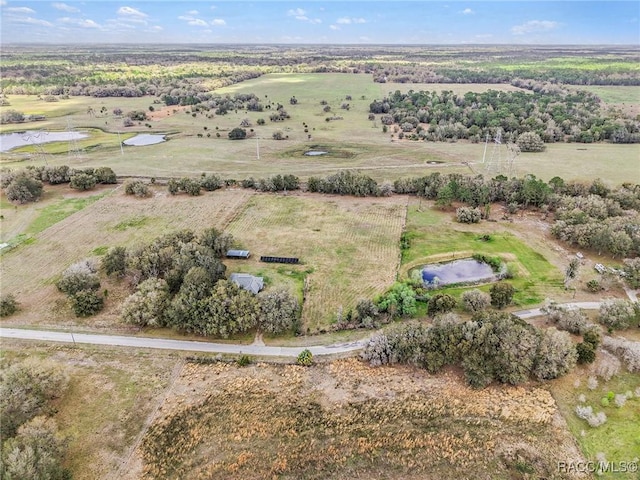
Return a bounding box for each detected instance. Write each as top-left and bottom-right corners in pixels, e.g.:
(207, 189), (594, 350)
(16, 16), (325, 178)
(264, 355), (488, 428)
(121, 278), (170, 327)
(586, 279), (603, 292)
(0, 293), (18, 317)
(576, 342), (596, 364)
(124, 180), (150, 197)
(544, 303), (589, 334)
(94, 166), (117, 184)
(489, 282), (515, 309)
(70, 172), (97, 191)
(456, 206), (481, 223)
(614, 394), (627, 408)
(602, 336), (640, 372)
(296, 349), (313, 366)
(4, 172), (44, 204)
(460, 289), (491, 313)
(228, 127), (247, 140)
(427, 293), (457, 316)
(237, 355), (252, 367)
(200, 173), (223, 191)
(516, 131), (546, 152)
(103, 246), (127, 277)
(377, 283), (417, 318)
(598, 299), (639, 330)
(70, 289), (104, 317)
(361, 332), (393, 366)
(57, 260), (100, 295)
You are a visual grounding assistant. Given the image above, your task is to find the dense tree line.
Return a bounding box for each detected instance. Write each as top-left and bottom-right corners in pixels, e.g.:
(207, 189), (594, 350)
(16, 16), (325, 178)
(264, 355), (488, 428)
(1, 166), (116, 204)
(104, 229), (299, 337)
(362, 311), (577, 388)
(370, 87), (640, 144)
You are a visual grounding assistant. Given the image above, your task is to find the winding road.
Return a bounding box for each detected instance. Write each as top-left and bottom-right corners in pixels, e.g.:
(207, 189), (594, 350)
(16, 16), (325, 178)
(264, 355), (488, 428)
(0, 301), (611, 358)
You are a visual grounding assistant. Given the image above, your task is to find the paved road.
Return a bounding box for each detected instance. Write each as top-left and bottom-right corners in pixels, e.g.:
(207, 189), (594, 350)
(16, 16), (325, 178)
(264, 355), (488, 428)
(0, 328), (367, 357)
(0, 300), (615, 356)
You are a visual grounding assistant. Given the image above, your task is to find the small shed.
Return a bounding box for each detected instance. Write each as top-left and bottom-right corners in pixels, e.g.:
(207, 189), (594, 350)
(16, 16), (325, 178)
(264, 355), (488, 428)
(226, 249), (250, 259)
(230, 273), (264, 295)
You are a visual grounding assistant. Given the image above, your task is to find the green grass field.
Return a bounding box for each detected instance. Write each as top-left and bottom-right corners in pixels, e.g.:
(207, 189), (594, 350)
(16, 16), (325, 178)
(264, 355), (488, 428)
(400, 202), (565, 307)
(551, 370), (640, 480)
(2, 73), (638, 184)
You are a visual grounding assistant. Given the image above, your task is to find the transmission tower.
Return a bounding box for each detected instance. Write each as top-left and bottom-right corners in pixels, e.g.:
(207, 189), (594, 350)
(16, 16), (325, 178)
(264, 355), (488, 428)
(22, 130), (50, 165)
(482, 129), (519, 177)
(66, 118), (81, 158)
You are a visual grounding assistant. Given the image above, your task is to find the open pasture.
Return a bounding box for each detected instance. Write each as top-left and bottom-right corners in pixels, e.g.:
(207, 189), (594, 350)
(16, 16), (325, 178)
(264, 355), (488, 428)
(226, 192), (407, 332)
(135, 358), (587, 480)
(0, 186), (253, 328)
(2, 73), (637, 184)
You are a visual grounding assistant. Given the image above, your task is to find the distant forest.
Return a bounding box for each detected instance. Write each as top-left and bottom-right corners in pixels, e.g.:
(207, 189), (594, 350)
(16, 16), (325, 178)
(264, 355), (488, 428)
(1, 44), (638, 98)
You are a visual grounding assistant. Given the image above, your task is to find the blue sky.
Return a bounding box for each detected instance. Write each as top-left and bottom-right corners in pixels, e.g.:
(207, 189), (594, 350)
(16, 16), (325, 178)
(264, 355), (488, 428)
(1, 1), (638, 44)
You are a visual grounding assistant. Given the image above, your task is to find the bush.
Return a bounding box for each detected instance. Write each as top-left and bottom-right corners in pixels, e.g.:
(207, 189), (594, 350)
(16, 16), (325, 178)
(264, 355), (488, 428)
(258, 289), (299, 334)
(296, 349), (313, 366)
(490, 282), (515, 309)
(427, 293), (457, 316)
(456, 206), (481, 223)
(602, 336), (640, 372)
(576, 342), (596, 364)
(121, 278), (170, 327)
(517, 132), (545, 152)
(460, 289), (491, 313)
(94, 166), (117, 184)
(377, 283), (417, 318)
(124, 180), (150, 197)
(586, 279), (603, 293)
(70, 172), (97, 191)
(4, 173), (44, 204)
(70, 290), (104, 317)
(103, 246), (127, 277)
(200, 173), (223, 191)
(237, 355), (252, 367)
(228, 127), (247, 140)
(56, 260), (100, 295)
(598, 299), (639, 330)
(544, 303), (589, 334)
(0, 293), (18, 317)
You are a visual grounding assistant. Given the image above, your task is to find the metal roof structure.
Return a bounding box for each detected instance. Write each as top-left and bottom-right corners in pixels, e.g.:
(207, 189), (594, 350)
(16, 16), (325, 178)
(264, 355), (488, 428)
(230, 273), (264, 295)
(226, 249), (250, 258)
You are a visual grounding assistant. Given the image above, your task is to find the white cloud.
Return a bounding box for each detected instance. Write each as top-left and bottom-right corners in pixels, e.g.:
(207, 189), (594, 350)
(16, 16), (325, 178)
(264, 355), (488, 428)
(0, 1), (6, 6)
(117, 6), (147, 18)
(475, 34), (493, 39)
(211, 18), (226, 26)
(14, 16), (54, 27)
(6, 7), (36, 14)
(52, 2), (79, 13)
(149, 25), (163, 31)
(329, 24), (339, 31)
(187, 10), (199, 15)
(59, 17), (101, 28)
(287, 8), (306, 17)
(511, 20), (560, 35)
(309, 18), (321, 24)
(461, 8), (474, 15)
(337, 17), (366, 25)
(359, 36), (371, 41)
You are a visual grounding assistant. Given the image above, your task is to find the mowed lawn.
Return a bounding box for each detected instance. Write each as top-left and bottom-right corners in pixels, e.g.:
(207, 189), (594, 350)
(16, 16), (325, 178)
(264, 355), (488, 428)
(400, 201), (565, 307)
(3, 74), (637, 184)
(226, 192), (407, 332)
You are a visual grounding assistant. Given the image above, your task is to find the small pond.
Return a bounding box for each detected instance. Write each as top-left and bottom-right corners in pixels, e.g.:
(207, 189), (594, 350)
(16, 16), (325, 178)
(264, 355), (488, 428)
(420, 258), (495, 287)
(123, 134), (166, 146)
(304, 150), (328, 156)
(0, 131), (88, 152)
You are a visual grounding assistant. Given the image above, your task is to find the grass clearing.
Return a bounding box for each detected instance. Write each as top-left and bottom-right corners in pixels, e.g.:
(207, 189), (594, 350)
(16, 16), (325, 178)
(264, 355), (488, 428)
(2, 74), (636, 184)
(136, 358), (587, 480)
(226, 193), (407, 332)
(401, 201), (565, 306)
(550, 368), (640, 479)
(0, 187), (253, 328)
(0, 341), (180, 480)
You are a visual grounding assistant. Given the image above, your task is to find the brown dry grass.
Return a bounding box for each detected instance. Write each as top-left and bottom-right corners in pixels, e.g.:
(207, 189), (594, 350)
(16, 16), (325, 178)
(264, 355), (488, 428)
(0, 186), (253, 329)
(225, 192), (407, 332)
(137, 358), (589, 480)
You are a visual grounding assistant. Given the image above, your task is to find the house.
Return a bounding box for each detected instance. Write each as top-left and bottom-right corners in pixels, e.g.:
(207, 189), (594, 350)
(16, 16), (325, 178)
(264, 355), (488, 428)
(230, 273), (264, 295)
(226, 249), (250, 259)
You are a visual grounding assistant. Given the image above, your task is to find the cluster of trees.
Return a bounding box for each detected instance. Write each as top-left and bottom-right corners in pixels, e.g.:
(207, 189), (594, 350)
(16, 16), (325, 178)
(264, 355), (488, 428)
(362, 311), (578, 388)
(1, 166), (117, 204)
(335, 280), (516, 331)
(369, 88), (639, 144)
(307, 170), (389, 197)
(0, 359), (70, 479)
(56, 259), (105, 317)
(241, 174), (300, 192)
(551, 190), (640, 258)
(104, 229), (299, 337)
(598, 299), (640, 331)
